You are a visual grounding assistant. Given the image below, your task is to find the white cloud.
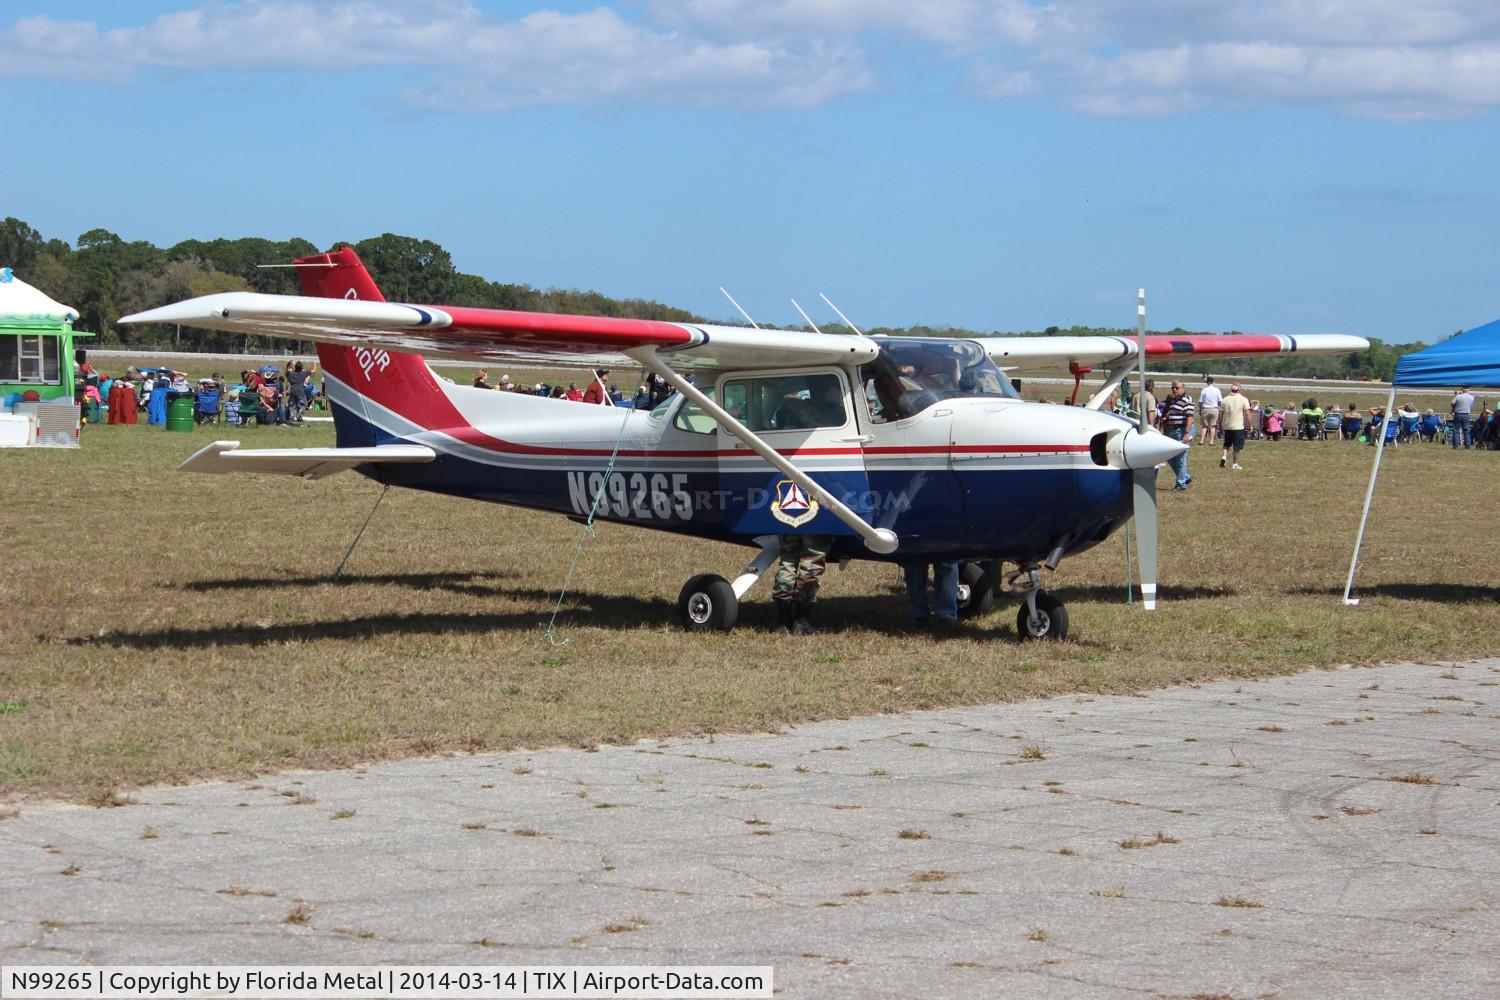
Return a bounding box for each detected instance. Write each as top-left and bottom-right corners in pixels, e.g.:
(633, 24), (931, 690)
(0, 2), (873, 111)
(6, 1), (1500, 118)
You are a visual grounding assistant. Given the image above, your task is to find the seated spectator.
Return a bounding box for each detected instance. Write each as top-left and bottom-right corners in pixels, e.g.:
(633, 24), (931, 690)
(1298, 399), (1324, 440)
(1419, 408), (1443, 442)
(257, 382), (284, 425)
(1396, 403), (1421, 443)
(1475, 406), (1498, 449)
(473, 369), (492, 389)
(564, 383), (584, 401)
(1324, 406), (1343, 437)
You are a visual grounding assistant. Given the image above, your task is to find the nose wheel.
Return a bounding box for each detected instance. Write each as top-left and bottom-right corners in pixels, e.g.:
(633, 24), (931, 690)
(1016, 591), (1068, 640)
(1005, 563), (1068, 640)
(678, 573), (738, 632)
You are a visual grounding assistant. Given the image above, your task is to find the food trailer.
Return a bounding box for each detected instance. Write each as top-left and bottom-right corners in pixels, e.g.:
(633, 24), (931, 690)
(0, 267), (90, 447)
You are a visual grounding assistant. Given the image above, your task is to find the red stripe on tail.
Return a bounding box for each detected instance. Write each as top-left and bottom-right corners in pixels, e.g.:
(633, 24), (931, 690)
(295, 247), (450, 443)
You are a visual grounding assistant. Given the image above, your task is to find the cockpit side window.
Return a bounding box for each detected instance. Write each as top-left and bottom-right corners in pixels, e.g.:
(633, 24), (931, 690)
(861, 338), (1018, 421)
(672, 385), (719, 433)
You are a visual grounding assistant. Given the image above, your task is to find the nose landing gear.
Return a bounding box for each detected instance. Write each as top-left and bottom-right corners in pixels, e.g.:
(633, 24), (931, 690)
(1006, 564), (1069, 640)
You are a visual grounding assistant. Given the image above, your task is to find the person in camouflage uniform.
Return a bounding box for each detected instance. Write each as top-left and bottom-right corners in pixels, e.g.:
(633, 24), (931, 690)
(772, 534), (831, 636)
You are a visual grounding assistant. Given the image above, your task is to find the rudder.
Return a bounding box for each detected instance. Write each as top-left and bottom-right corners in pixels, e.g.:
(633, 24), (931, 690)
(294, 247), (441, 447)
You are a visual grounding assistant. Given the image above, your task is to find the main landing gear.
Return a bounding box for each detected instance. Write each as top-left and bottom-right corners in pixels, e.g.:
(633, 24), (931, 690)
(678, 574), (738, 632)
(676, 537), (781, 633)
(955, 561), (997, 619)
(1006, 564), (1068, 640)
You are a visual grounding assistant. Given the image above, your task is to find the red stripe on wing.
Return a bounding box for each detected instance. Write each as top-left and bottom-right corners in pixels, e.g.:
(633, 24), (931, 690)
(1144, 335), (1286, 356)
(442, 307), (697, 351)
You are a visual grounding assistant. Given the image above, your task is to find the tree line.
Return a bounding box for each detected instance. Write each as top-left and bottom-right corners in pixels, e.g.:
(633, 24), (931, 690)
(1, 217), (1427, 379)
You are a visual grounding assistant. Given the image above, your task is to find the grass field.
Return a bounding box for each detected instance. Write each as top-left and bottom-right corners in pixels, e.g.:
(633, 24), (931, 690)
(2, 416), (1496, 802)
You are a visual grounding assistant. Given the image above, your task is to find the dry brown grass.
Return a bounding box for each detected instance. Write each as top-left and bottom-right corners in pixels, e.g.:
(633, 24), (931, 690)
(2, 420), (1497, 801)
(1214, 896), (1263, 908)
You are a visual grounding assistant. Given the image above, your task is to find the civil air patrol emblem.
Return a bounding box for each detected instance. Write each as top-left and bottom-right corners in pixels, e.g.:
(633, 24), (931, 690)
(770, 479), (819, 528)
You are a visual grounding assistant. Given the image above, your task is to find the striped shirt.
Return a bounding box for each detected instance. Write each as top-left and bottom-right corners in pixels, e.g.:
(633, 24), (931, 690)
(1164, 393), (1195, 430)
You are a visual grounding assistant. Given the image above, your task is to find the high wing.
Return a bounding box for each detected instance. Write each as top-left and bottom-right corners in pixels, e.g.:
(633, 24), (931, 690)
(976, 333), (1370, 368)
(120, 292), (878, 372)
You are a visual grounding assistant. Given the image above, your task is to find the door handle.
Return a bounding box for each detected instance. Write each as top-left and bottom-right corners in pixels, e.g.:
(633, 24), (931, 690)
(836, 435), (873, 443)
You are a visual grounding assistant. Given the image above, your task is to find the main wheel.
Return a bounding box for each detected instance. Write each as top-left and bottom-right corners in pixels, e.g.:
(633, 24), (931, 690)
(677, 573), (739, 633)
(956, 562), (996, 619)
(1016, 592), (1068, 640)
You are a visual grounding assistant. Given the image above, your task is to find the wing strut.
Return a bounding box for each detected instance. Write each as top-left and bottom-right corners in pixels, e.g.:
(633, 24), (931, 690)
(631, 349), (899, 555)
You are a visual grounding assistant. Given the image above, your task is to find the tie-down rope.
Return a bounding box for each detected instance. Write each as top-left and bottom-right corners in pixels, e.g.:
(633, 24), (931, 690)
(544, 401), (636, 645)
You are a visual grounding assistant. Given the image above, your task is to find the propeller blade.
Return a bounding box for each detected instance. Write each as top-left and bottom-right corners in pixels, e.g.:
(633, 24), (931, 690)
(1132, 466), (1159, 611)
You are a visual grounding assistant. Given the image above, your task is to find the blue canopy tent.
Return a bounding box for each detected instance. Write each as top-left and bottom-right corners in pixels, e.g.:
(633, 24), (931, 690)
(1343, 320), (1500, 602)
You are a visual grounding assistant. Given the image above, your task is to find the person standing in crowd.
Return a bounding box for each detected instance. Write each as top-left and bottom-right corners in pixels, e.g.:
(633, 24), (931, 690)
(1451, 386), (1475, 449)
(1218, 383), (1251, 469)
(1163, 381), (1194, 490)
(1139, 379), (1159, 428)
(903, 561), (959, 633)
(772, 535), (831, 636)
(472, 369), (491, 389)
(647, 372), (673, 408)
(1263, 404), (1284, 440)
(1197, 375), (1222, 446)
(285, 361), (315, 422)
(582, 368), (612, 405)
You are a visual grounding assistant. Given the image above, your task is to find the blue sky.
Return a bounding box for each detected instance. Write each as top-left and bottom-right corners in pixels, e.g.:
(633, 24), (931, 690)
(4, 1), (1498, 343)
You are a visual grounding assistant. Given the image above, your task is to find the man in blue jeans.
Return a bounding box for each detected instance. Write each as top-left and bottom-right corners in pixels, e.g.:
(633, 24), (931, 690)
(1451, 386), (1475, 448)
(904, 562), (959, 631)
(1162, 381), (1195, 490)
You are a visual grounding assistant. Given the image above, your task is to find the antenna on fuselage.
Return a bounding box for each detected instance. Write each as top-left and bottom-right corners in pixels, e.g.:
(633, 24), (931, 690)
(790, 298), (822, 334)
(720, 287), (760, 329)
(818, 293), (863, 336)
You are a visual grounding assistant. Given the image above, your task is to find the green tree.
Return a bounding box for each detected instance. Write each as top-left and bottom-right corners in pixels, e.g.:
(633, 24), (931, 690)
(0, 217), (46, 273)
(349, 234), (458, 303)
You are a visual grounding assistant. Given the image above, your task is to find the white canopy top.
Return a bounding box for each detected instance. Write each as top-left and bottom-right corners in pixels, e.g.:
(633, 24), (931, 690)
(0, 267), (78, 324)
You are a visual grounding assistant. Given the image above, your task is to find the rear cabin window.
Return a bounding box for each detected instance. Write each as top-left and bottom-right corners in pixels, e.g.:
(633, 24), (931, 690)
(720, 373), (848, 432)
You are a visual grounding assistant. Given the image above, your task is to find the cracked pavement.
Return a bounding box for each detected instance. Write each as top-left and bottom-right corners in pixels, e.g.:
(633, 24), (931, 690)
(3, 659), (1499, 998)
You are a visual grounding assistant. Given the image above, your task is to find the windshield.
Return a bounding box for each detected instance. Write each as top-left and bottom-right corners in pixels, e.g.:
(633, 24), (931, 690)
(862, 337), (1018, 421)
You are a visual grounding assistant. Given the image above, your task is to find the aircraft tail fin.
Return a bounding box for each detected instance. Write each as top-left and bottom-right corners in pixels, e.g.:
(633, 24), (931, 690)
(294, 246), (439, 447)
(293, 246), (388, 303)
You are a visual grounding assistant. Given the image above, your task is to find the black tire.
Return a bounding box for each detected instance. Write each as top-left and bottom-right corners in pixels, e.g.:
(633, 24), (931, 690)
(1016, 592), (1068, 640)
(677, 574), (738, 633)
(956, 562), (996, 619)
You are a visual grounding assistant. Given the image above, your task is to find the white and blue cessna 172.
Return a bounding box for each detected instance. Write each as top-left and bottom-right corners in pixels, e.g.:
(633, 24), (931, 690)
(123, 248), (1367, 638)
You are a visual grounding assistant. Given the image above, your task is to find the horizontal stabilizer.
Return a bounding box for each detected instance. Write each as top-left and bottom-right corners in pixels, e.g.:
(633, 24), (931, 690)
(179, 440), (435, 479)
